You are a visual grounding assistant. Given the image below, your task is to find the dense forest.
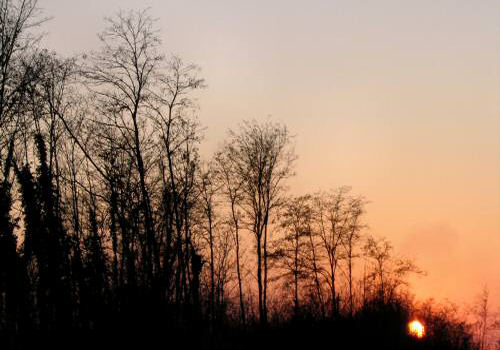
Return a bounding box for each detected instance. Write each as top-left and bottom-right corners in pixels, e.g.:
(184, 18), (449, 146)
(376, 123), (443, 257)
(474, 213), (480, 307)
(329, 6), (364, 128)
(0, 1), (487, 349)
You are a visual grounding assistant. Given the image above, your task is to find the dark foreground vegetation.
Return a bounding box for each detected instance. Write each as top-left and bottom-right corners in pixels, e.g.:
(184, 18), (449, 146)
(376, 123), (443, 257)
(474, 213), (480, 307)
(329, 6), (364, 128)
(3, 296), (476, 350)
(0, 1), (480, 349)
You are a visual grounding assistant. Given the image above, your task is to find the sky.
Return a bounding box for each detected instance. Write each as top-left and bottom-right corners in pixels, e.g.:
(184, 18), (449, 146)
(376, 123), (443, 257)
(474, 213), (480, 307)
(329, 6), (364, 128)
(39, 0), (500, 308)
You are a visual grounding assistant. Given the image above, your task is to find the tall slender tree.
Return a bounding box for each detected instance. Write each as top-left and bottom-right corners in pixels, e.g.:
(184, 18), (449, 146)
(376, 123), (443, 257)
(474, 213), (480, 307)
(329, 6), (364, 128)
(223, 120), (295, 324)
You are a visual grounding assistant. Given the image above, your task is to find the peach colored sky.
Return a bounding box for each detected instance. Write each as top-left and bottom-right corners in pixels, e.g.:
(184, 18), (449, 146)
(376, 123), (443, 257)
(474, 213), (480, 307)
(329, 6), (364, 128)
(39, 0), (500, 307)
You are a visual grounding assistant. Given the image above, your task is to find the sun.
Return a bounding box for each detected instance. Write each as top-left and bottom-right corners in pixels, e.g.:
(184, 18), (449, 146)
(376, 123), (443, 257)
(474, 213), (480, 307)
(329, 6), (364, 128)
(408, 320), (425, 339)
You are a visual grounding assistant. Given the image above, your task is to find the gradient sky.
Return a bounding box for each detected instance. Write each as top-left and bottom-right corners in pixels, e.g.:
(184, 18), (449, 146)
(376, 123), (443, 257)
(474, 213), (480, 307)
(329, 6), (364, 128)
(39, 0), (500, 308)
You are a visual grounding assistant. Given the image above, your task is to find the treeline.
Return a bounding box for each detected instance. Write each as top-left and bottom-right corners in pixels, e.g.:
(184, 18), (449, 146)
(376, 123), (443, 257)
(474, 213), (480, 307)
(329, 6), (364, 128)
(0, 1), (478, 349)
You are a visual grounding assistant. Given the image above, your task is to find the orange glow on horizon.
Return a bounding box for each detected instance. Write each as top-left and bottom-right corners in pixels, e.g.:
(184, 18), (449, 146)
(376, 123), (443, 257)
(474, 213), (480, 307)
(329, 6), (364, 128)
(408, 320), (425, 339)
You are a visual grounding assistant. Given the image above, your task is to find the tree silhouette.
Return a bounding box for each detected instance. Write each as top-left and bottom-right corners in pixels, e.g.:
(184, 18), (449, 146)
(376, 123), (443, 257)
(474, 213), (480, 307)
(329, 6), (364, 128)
(0, 2), (481, 350)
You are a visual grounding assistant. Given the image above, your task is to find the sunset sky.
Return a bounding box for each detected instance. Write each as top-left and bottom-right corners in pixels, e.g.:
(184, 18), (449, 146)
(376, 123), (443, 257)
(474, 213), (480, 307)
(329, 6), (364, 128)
(40, 0), (500, 307)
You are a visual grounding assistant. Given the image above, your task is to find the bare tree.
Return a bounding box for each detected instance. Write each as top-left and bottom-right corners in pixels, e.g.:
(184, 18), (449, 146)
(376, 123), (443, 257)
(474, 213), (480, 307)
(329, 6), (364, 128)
(363, 235), (422, 303)
(224, 120), (295, 324)
(83, 9), (162, 285)
(149, 55), (204, 306)
(476, 286), (490, 350)
(212, 225), (234, 322)
(0, 0), (45, 149)
(274, 194), (312, 317)
(214, 148), (247, 324)
(471, 285), (499, 350)
(341, 194), (365, 316)
(196, 164), (219, 323)
(304, 200), (325, 317)
(313, 187), (350, 316)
